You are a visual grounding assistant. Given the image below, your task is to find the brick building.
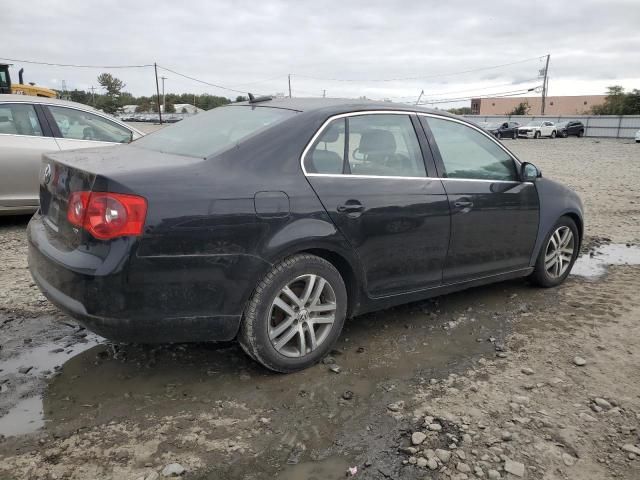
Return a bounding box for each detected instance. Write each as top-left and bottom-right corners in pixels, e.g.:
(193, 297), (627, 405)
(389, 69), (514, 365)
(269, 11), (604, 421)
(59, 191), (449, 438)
(470, 95), (606, 116)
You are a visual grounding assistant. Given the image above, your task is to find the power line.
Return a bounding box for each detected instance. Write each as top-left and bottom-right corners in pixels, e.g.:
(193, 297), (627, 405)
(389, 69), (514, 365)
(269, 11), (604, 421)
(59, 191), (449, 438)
(419, 88), (539, 106)
(386, 78), (541, 102)
(292, 55), (547, 83)
(0, 56), (152, 69)
(156, 65), (254, 95)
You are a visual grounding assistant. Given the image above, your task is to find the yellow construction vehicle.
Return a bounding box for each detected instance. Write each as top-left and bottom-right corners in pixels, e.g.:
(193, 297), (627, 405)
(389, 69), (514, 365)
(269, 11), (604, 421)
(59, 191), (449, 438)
(0, 64), (57, 98)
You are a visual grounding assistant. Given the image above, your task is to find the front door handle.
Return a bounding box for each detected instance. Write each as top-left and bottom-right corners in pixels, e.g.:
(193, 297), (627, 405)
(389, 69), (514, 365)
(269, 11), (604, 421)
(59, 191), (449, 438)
(454, 200), (474, 209)
(337, 200), (364, 214)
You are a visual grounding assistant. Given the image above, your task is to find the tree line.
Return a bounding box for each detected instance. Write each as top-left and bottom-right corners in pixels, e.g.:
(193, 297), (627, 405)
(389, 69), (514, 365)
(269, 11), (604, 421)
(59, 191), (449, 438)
(58, 73), (248, 114)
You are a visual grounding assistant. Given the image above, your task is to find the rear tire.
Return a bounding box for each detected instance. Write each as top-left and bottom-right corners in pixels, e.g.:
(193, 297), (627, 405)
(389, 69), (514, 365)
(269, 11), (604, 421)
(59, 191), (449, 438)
(534, 131), (541, 139)
(238, 254), (347, 373)
(497, 132), (502, 140)
(551, 130), (557, 138)
(530, 216), (579, 288)
(512, 131), (517, 139)
(578, 129), (584, 137)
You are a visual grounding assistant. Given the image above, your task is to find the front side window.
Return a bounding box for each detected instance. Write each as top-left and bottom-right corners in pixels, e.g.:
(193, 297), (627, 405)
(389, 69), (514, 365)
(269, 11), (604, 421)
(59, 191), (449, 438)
(48, 106), (132, 143)
(0, 103), (43, 136)
(134, 105), (296, 158)
(347, 114), (425, 177)
(426, 117), (517, 181)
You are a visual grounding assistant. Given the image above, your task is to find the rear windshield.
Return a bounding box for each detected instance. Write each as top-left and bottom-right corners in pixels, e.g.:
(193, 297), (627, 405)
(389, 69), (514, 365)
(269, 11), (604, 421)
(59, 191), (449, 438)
(133, 105), (297, 158)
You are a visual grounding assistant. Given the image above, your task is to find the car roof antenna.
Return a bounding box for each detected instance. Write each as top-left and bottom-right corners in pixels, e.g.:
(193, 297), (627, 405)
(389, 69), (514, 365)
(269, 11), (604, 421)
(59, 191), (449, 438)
(248, 92), (273, 104)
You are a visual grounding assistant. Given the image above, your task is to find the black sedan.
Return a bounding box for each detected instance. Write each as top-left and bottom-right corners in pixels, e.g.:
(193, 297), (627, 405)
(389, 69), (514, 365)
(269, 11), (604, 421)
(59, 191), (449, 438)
(487, 121), (521, 139)
(556, 120), (585, 138)
(28, 98), (584, 372)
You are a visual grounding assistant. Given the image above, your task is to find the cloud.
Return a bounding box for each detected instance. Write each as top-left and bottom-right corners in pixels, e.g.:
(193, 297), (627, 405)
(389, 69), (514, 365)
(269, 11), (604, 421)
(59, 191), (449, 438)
(3, 0), (639, 105)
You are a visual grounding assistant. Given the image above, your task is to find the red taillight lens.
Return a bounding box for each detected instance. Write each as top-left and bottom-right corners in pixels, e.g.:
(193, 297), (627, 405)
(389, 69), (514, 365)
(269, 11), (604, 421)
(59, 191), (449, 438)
(66, 191), (147, 240)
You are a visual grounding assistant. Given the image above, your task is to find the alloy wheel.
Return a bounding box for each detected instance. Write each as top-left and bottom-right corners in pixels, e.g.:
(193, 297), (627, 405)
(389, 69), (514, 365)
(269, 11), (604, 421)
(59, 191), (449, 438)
(544, 226), (575, 278)
(268, 274), (337, 358)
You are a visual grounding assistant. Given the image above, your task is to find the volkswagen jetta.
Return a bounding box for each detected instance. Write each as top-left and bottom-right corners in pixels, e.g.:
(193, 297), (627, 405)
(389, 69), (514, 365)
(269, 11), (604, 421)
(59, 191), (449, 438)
(28, 97), (584, 372)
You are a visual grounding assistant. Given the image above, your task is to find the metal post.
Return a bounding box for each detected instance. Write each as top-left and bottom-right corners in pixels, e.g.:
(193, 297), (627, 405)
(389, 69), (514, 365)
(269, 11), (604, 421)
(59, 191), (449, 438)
(616, 115), (623, 139)
(288, 74), (292, 98)
(541, 54), (550, 115)
(415, 90), (424, 105)
(154, 63), (163, 125)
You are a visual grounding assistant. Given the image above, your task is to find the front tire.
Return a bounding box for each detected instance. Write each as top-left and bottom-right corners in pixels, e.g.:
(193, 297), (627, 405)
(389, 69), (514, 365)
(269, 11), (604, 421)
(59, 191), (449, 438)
(512, 131), (517, 139)
(534, 131), (541, 139)
(530, 216), (579, 288)
(497, 132), (502, 140)
(238, 254), (347, 373)
(578, 130), (584, 137)
(551, 130), (557, 138)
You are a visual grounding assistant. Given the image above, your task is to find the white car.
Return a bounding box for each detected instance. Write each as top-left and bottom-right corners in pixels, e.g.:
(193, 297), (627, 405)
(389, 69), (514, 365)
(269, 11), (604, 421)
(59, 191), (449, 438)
(518, 121), (557, 139)
(635, 129), (640, 143)
(0, 95), (144, 215)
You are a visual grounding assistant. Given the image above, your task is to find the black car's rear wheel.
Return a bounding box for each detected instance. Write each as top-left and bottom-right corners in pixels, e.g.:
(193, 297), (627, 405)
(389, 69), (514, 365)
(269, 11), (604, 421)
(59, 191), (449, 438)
(530, 216), (579, 288)
(238, 254), (347, 372)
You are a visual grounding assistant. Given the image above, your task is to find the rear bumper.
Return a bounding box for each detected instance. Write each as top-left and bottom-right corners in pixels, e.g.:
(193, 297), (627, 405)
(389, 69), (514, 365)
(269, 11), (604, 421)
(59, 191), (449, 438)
(28, 214), (270, 343)
(518, 131), (535, 138)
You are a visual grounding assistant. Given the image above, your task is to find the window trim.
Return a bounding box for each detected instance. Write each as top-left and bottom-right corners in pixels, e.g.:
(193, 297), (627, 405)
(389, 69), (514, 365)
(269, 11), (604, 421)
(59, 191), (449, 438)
(300, 110), (524, 183)
(0, 102), (50, 138)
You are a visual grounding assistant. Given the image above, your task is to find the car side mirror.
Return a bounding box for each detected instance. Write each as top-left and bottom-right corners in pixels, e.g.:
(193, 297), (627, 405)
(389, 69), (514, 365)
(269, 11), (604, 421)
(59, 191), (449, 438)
(521, 162), (541, 181)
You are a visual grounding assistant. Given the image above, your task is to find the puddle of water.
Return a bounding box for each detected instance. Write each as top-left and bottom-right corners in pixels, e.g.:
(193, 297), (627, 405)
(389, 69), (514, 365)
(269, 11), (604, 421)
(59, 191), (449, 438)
(572, 243), (640, 278)
(0, 333), (102, 437)
(277, 456), (352, 480)
(0, 396), (44, 437)
(0, 334), (102, 376)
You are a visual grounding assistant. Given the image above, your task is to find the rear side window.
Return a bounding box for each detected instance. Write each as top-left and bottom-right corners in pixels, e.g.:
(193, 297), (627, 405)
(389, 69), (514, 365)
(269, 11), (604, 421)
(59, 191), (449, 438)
(304, 114), (426, 177)
(134, 106), (297, 158)
(48, 106), (132, 143)
(305, 119), (346, 174)
(425, 117), (517, 181)
(0, 103), (43, 136)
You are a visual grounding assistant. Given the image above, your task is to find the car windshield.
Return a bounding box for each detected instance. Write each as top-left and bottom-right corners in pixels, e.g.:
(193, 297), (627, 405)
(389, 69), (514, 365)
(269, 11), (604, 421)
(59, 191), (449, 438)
(133, 105), (297, 158)
(526, 121), (543, 127)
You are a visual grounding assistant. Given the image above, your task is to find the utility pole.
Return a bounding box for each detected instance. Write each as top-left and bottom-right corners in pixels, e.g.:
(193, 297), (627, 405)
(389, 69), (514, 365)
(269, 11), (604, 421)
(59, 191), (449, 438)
(322, 89), (326, 98)
(160, 76), (167, 112)
(541, 54), (550, 115)
(89, 86), (97, 105)
(154, 63), (163, 125)
(288, 74), (292, 98)
(415, 89), (424, 105)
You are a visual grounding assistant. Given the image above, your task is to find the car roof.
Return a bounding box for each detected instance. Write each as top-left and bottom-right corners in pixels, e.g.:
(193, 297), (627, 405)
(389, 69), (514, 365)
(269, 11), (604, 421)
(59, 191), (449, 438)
(231, 96), (456, 118)
(0, 93), (105, 112)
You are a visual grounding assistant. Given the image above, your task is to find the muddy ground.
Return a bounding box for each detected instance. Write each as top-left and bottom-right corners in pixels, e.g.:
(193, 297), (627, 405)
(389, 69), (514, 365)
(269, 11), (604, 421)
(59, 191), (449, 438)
(0, 137), (639, 480)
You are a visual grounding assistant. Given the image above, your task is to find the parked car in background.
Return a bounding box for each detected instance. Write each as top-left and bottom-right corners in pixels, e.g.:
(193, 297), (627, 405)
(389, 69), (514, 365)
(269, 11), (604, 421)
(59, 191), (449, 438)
(0, 95), (144, 215)
(518, 121), (557, 139)
(556, 120), (585, 138)
(635, 129), (640, 143)
(28, 98), (584, 373)
(487, 121), (520, 139)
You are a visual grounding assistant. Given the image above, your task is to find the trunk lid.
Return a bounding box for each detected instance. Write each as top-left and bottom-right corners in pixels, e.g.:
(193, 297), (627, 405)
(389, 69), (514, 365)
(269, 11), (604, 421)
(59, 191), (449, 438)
(39, 144), (204, 247)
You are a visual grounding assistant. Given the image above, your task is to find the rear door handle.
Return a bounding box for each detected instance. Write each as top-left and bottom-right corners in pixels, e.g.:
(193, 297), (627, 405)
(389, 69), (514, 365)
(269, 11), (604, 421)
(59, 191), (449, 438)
(337, 201), (364, 214)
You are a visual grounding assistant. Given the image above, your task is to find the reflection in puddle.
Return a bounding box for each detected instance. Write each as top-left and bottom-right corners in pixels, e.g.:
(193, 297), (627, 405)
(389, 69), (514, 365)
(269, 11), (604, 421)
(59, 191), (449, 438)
(277, 456), (352, 480)
(572, 244), (640, 278)
(0, 396), (44, 436)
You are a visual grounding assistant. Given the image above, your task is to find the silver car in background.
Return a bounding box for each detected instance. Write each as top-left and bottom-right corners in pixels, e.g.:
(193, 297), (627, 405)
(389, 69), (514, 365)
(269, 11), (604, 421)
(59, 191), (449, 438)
(0, 95), (144, 215)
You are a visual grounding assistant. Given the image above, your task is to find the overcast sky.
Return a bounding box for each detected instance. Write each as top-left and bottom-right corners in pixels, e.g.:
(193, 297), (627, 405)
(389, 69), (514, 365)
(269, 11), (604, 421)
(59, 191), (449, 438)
(3, 0), (640, 106)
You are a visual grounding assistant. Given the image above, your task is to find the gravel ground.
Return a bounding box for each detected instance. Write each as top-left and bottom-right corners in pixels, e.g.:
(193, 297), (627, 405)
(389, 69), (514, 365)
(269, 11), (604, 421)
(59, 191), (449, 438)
(0, 137), (639, 479)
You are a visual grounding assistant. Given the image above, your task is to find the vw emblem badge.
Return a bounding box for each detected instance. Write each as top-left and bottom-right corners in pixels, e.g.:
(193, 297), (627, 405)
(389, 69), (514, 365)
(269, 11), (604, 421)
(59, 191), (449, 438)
(43, 164), (52, 184)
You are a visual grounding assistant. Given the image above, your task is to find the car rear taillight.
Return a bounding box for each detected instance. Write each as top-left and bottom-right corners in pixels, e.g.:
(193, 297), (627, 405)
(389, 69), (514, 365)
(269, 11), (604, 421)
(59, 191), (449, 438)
(67, 191), (147, 240)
